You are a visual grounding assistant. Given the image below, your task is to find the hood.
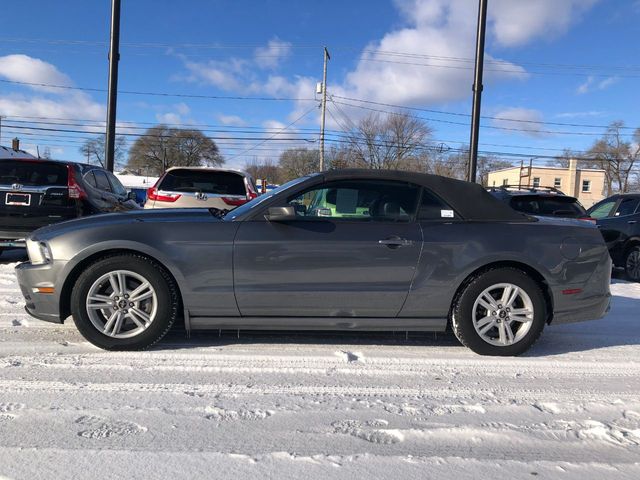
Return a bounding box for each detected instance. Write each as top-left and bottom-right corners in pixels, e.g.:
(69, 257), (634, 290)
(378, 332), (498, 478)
(31, 208), (219, 240)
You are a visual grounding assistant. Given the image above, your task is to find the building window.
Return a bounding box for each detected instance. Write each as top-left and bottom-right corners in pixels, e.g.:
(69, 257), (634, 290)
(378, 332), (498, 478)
(554, 178), (561, 188)
(502, 178), (508, 186)
(533, 177), (541, 188)
(582, 180), (591, 193)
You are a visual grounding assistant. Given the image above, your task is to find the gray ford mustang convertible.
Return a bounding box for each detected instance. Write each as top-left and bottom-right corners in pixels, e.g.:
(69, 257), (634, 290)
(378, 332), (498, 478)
(16, 169), (611, 356)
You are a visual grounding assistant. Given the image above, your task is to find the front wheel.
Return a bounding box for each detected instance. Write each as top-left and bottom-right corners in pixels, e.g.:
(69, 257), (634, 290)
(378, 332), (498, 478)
(624, 246), (640, 282)
(451, 268), (546, 356)
(70, 253), (179, 350)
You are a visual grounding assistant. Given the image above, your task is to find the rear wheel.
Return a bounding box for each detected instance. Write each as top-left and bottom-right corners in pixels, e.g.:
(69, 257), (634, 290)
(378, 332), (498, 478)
(451, 268), (546, 356)
(70, 254), (178, 350)
(625, 246), (640, 282)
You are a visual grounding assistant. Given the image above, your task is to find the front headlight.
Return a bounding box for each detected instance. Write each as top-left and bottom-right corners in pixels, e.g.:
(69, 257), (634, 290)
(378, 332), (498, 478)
(26, 239), (52, 265)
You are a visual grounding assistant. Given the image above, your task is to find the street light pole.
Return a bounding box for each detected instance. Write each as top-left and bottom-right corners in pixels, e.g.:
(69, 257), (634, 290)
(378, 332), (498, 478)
(467, 0), (488, 183)
(105, 0), (121, 172)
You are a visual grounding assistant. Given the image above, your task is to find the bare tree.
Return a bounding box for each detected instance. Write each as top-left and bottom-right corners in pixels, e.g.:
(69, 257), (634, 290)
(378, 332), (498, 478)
(80, 135), (127, 168)
(278, 148), (319, 181)
(586, 121), (640, 195)
(244, 158), (284, 184)
(127, 125), (223, 175)
(339, 112), (432, 170)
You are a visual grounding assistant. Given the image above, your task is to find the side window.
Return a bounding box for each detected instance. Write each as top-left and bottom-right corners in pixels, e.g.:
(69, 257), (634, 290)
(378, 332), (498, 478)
(287, 180), (420, 221)
(418, 189), (458, 220)
(588, 200), (617, 219)
(83, 171), (97, 188)
(105, 171), (127, 196)
(614, 198), (640, 217)
(93, 171), (112, 192)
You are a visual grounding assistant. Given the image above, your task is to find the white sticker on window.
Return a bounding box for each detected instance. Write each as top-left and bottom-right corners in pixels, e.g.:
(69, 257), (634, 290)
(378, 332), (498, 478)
(441, 209), (454, 218)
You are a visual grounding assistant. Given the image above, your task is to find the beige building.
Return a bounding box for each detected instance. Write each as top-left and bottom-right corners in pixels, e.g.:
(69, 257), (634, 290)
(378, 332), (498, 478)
(486, 159), (606, 208)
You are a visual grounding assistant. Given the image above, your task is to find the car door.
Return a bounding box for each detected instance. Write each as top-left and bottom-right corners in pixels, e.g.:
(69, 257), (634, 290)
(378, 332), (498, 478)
(233, 179), (423, 318)
(603, 197), (640, 261)
(104, 171), (139, 210)
(92, 170), (119, 212)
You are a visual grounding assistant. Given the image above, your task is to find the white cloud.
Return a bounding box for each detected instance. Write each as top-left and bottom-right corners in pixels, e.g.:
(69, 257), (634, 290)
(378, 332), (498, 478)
(576, 75), (619, 94)
(491, 107), (548, 138)
(254, 39), (292, 69)
(332, 0), (528, 107)
(155, 103), (191, 124)
(0, 55), (106, 151)
(218, 114), (246, 126)
(487, 0), (599, 47)
(0, 54), (72, 93)
(556, 110), (606, 118)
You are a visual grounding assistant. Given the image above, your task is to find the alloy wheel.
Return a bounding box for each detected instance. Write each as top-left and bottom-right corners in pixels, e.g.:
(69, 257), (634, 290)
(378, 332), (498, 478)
(627, 249), (640, 281)
(85, 270), (158, 339)
(472, 283), (534, 346)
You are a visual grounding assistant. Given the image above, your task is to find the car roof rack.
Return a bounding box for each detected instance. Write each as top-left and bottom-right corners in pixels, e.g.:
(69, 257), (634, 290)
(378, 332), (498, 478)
(486, 185), (566, 195)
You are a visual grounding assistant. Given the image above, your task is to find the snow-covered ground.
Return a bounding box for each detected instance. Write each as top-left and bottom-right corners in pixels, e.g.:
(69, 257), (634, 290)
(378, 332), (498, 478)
(0, 249), (639, 479)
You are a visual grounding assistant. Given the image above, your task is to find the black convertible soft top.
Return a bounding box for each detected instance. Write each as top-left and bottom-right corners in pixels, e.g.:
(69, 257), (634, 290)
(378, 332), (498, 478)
(321, 169), (531, 222)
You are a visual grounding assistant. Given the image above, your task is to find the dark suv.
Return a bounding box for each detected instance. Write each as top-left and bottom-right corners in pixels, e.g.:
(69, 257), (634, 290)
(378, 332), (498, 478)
(587, 194), (640, 281)
(487, 185), (592, 221)
(1, 159), (139, 252)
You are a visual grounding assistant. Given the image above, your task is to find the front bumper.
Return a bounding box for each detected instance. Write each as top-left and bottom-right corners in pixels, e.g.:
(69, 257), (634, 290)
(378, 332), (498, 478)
(15, 261), (64, 324)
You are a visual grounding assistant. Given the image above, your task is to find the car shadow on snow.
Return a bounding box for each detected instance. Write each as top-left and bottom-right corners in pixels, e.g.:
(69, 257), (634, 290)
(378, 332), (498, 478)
(156, 272), (640, 357)
(527, 274), (640, 357)
(156, 328), (463, 351)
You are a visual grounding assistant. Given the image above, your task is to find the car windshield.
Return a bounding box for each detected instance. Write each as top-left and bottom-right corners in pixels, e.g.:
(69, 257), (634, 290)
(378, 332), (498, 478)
(158, 169), (246, 195)
(224, 176), (312, 220)
(510, 196), (586, 217)
(0, 160), (68, 186)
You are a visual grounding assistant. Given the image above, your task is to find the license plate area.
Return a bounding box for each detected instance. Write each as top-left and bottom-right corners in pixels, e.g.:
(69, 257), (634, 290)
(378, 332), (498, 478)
(6, 193), (31, 206)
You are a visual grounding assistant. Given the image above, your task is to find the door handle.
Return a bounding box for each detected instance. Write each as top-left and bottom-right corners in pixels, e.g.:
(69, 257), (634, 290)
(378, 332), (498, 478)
(378, 237), (414, 248)
(628, 220), (637, 225)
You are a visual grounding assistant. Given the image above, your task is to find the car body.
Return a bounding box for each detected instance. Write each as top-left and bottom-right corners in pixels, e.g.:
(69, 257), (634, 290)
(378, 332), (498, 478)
(144, 167), (258, 210)
(0, 158), (140, 250)
(487, 185), (592, 221)
(16, 169), (611, 355)
(587, 193), (640, 281)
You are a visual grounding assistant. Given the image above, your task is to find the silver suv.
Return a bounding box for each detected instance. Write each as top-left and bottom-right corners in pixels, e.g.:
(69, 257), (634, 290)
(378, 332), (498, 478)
(144, 167), (258, 210)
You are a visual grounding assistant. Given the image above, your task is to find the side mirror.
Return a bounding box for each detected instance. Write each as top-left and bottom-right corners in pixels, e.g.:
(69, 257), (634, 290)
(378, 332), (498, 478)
(265, 206), (297, 222)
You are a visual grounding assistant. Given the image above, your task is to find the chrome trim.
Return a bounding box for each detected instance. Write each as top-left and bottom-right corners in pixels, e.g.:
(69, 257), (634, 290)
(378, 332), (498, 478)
(0, 185), (65, 193)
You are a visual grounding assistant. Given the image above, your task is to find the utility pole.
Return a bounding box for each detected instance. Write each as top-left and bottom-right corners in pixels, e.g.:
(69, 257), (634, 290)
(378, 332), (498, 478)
(319, 47), (330, 171)
(105, 0), (121, 172)
(467, 0), (488, 183)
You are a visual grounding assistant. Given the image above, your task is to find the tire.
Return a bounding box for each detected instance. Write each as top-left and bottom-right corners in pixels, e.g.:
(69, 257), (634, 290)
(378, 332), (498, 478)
(451, 268), (546, 356)
(70, 253), (179, 350)
(624, 246), (640, 282)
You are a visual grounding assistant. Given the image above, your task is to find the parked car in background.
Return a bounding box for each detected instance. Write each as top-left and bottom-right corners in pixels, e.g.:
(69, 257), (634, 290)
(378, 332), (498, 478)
(487, 185), (593, 221)
(17, 169), (611, 356)
(145, 167), (258, 210)
(587, 193), (640, 281)
(0, 158), (139, 254)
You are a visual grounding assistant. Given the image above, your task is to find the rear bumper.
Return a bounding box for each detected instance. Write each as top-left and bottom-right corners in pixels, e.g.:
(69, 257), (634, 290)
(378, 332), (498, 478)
(15, 261), (64, 324)
(550, 253), (612, 325)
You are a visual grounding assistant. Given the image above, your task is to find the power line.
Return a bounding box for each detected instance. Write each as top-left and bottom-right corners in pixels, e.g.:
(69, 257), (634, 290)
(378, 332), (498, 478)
(330, 99), (638, 137)
(226, 106), (318, 160)
(0, 79), (315, 102)
(331, 95), (637, 130)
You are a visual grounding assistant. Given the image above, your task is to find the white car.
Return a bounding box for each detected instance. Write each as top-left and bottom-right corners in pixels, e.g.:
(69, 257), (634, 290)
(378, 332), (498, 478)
(145, 167), (258, 210)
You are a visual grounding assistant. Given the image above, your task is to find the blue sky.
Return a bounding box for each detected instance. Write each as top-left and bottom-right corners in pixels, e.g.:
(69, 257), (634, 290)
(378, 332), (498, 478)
(0, 0), (638, 169)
